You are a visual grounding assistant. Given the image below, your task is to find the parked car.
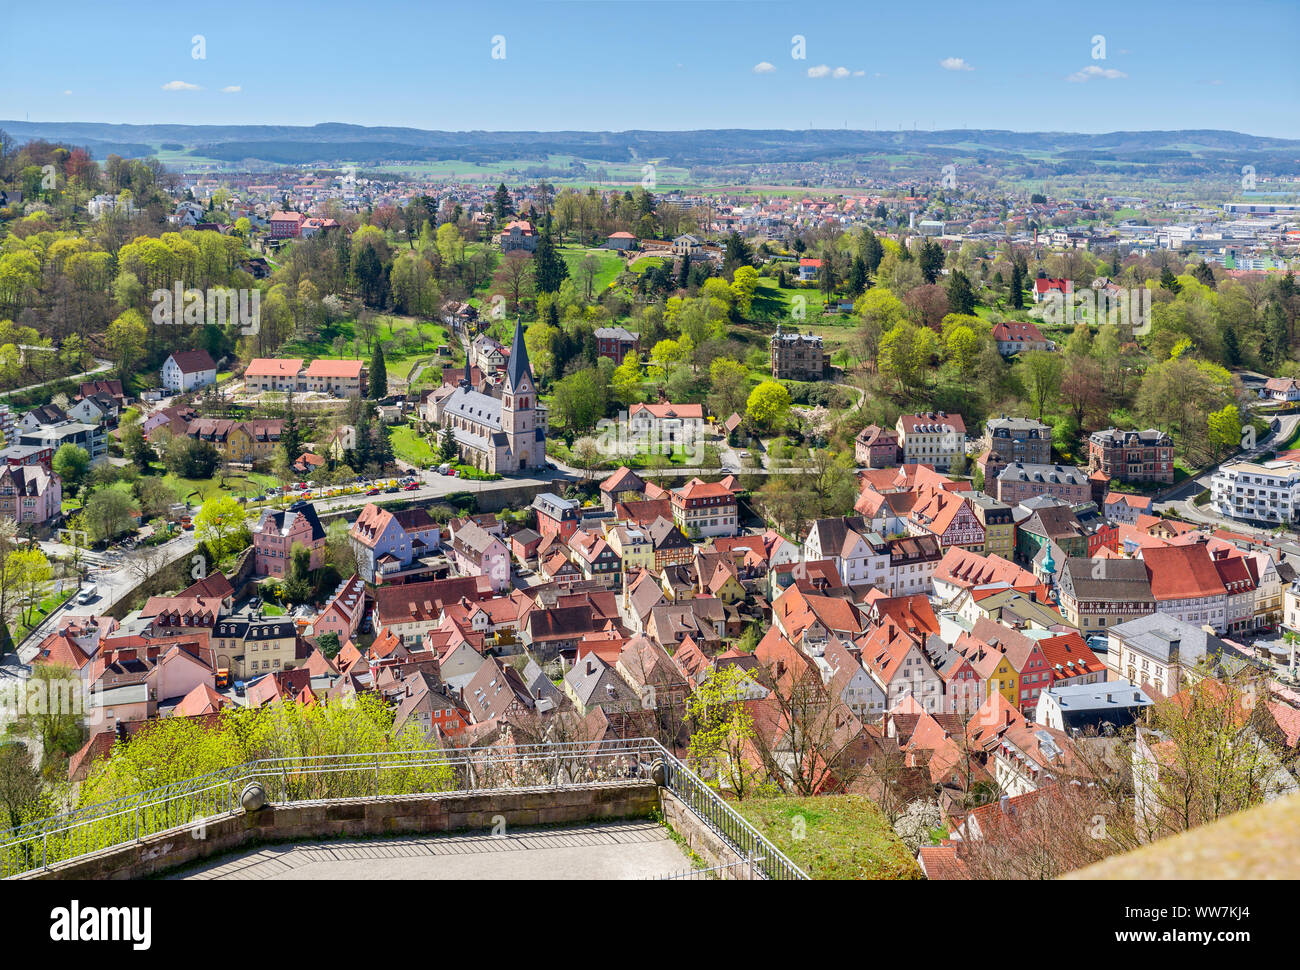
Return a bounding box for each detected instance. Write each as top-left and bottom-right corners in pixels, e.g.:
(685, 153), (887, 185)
(366, 488), (380, 495)
(404, 483), (418, 491)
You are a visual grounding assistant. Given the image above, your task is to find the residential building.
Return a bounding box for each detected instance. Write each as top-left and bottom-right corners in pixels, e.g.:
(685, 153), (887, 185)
(210, 617), (299, 681)
(907, 488), (985, 551)
(18, 421), (106, 464)
(0, 464), (62, 527)
(161, 350), (217, 394)
(991, 320), (1054, 355)
(1088, 428), (1175, 485)
(1142, 543), (1229, 634)
(251, 501), (325, 578)
(984, 416), (1053, 468)
(185, 417), (283, 463)
(242, 358), (304, 393)
(627, 402), (705, 450)
(349, 504), (441, 584)
(672, 478), (739, 539)
(770, 326), (829, 380)
(532, 492), (581, 541)
(594, 326), (639, 361)
(995, 463), (1092, 506)
(897, 412), (967, 469)
(450, 521), (510, 593)
(498, 220), (538, 252)
(1209, 458), (1300, 525)
(962, 492), (1015, 560)
(854, 424), (902, 468)
(303, 359), (365, 397)
(1056, 557), (1156, 637)
(1107, 613), (1237, 697)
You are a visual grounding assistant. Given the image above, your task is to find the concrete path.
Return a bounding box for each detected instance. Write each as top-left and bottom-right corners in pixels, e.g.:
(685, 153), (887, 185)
(171, 820), (691, 880)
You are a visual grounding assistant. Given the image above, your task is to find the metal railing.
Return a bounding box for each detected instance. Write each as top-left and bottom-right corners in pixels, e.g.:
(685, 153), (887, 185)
(657, 751), (809, 880)
(652, 857), (766, 880)
(0, 737), (807, 881)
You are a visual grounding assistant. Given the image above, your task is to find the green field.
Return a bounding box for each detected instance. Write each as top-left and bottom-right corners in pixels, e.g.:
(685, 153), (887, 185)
(277, 314), (453, 385)
(736, 794), (922, 880)
(558, 245), (625, 296)
(390, 424), (438, 468)
(164, 470), (280, 505)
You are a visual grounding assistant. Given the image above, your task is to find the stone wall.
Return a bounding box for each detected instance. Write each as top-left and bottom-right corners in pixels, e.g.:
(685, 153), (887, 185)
(658, 790), (760, 880)
(20, 782), (659, 881)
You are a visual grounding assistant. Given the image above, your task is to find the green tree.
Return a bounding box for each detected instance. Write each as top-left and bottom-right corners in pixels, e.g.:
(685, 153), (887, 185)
(16, 662), (84, 759)
(707, 357), (751, 421)
(686, 666), (761, 799)
(52, 444), (91, 493)
(1018, 350), (1066, 423)
(106, 308), (147, 378)
(6, 547), (52, 626)
(492, 182), (515, 218)
(877, 320), (938, 395)
(533, 226), (568, 294)
(369, 343), (388, 399)
(194, 494), (249, 562)
(746, 381), (791, 432)
(82, 483), (136, 543)
(946, 270), (976, 315)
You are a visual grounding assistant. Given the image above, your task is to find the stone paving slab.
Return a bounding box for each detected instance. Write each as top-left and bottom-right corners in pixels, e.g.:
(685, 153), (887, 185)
(170, 820), (691, 880)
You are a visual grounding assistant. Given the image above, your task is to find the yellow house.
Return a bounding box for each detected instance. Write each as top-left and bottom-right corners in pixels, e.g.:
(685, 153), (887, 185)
(188, 418), (285, 464)
(702, 568), (746, 606)
(967, 494), (1015, 560)
(607, 524), (655, 580)
(966, 642), (1019, 709)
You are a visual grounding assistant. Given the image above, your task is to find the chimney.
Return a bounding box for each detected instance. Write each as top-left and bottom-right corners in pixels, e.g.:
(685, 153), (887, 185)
(999, 794), (1011, 814)
(586, 661), (595, 676)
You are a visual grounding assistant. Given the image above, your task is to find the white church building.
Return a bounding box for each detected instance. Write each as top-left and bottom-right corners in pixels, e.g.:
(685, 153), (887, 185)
(433, 318), (548, 474)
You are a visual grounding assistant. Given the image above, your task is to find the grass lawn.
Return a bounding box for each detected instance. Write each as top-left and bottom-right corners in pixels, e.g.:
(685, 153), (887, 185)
(14, 588), (75, 643)
(735, 794), (922, 880)
(558, 245), (625, 296)
(163, 470), (280, 504)
(278, 315), (451, 379)
(390, 424), (438, 468)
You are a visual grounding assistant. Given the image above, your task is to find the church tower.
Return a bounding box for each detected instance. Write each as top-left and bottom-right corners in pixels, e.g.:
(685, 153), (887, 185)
(500, 316), (537, 466)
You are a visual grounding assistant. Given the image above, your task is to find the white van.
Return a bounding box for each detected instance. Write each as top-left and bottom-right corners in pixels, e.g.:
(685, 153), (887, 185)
(76, 585), (98, 605)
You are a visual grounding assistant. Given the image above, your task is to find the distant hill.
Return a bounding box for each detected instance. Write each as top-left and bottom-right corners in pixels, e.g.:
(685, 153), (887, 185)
(3, 121), (1298, 173)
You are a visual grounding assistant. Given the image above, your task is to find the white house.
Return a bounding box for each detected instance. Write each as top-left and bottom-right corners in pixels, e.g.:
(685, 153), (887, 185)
(161, 350), (218, 394)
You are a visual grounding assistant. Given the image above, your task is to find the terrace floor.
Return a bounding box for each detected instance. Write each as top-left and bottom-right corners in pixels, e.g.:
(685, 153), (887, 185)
(170, 820), (692, 880)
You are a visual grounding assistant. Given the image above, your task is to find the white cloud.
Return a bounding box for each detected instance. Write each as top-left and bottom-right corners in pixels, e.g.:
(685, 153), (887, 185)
(162, 80), (201, 91)
(940, 57), (973, 72)
(1066, 65), (1127, 82)
(222, 85), (242, 93)
(63, 90), (72, 95)
(807, 64), (857, 79)
(752, 61), (776, 74)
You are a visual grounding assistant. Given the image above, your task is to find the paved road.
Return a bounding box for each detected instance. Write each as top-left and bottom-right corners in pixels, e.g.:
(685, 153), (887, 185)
(0, 357), (112, 400)
(171, 820), (691, 880)
(1154, 411), (1300, 555)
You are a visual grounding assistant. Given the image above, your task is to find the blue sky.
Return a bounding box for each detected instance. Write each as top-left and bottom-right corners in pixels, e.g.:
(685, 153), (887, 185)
(6, 0), (1299, 137)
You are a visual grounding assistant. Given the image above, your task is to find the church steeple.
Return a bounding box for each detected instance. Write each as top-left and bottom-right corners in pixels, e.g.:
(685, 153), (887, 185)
(505, 315), (532, 392)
